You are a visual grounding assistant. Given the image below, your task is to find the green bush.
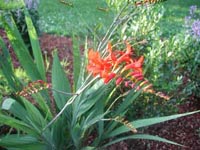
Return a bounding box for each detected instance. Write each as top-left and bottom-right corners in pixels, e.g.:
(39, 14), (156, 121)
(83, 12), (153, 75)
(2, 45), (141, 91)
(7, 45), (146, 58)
(1, 0), (40, 56)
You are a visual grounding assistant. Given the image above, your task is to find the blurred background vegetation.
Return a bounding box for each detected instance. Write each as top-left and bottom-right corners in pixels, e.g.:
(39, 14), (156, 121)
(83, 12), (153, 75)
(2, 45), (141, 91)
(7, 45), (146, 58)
(38, 0), (200, 36)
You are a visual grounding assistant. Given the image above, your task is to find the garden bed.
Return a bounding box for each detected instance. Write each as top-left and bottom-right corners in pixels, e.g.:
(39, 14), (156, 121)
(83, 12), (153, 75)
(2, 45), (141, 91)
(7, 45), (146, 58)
(0, 30), (199, 150)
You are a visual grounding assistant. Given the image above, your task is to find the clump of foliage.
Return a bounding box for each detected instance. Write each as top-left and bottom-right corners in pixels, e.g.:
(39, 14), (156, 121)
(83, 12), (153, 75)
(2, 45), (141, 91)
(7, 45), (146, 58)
(185, 5), (200, 40)
(7, 0), (40, 55)
(180, 5), (200, 98)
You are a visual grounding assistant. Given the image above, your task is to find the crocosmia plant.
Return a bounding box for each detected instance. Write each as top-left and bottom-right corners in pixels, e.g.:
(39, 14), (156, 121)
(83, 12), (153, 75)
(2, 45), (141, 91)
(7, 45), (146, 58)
(87, 42), (169, 100)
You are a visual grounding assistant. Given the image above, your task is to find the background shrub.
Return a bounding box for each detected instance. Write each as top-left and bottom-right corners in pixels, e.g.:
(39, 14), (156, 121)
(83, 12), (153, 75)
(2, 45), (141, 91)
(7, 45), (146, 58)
(11, 0), (40, 55)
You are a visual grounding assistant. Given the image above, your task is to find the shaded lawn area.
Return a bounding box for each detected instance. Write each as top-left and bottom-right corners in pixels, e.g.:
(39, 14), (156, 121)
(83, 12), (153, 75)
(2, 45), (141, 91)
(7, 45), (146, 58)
(39, 0), (200, 36)
(38, 0), (114, 36)
(159, 0), (200, 36)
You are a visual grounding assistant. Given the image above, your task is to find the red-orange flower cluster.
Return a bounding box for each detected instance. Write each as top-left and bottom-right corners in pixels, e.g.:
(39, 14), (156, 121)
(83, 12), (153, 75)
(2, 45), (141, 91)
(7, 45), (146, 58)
(87, 42), (145, 85)
(87, 42), (170, 100)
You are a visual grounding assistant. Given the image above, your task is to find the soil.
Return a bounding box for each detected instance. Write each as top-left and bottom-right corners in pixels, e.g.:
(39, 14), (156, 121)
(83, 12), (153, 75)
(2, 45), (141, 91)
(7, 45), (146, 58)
(126, 98), (200, 150)
(0, 29), (200, 150)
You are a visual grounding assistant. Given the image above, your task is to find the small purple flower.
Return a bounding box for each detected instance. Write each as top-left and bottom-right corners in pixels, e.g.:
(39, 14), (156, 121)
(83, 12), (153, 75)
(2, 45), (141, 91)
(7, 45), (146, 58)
(184, 5), (200, 40)
(4, 0), (10, 3)
(190, 5), (197, 16)
(15, 9), (22, 18)
(185, 16), (191, 27)
(191, 19), (200, 38)
(25, 0), (40, 10)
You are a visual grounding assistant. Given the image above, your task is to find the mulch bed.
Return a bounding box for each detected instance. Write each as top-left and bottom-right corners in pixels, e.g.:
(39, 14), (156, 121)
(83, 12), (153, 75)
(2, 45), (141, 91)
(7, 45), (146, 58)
(108, 97), (200, 150)
(0, 29), (199, 150)
(127, 97), (200, 150)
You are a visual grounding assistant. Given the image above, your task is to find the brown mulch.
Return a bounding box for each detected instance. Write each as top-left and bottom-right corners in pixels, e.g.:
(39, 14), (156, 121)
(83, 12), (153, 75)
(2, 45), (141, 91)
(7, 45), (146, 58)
(39, 33), (74, 85)
(126, 97), (200, 150)
(108, 97), (200, 150)
(0, 29), (200, 150)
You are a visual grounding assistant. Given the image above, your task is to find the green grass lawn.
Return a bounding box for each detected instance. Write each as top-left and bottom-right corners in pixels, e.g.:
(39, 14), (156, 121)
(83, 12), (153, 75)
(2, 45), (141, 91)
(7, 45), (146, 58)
(159, 0), (200, 36)
(38, 0), (200, 36)
(38, 0), (114, 36)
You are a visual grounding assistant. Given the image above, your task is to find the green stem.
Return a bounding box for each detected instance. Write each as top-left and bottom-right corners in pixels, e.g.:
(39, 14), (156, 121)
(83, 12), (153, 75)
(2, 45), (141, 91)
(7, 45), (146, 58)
(97, 3), (128, 51)
(51, 88), (77, 95)
(43, 76), (98, 131)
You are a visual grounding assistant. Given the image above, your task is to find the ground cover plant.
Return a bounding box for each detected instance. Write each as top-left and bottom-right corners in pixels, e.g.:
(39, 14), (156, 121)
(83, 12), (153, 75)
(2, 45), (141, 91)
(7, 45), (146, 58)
(0, 0), (200, 150)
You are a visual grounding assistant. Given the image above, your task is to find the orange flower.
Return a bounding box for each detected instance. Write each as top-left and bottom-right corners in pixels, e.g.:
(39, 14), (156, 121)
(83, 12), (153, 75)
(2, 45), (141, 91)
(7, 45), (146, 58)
(125, 41), (133, 55)
(87, 49), (115, 84)
(103, 72), (116, 84)
(87, 42), (146, 86)
(88, 49), (101, 64)
(87, 49), (112, 76)
(106, 42), (118, 62)
(124, 56), (144, 72)
(114, 43), (133, 67)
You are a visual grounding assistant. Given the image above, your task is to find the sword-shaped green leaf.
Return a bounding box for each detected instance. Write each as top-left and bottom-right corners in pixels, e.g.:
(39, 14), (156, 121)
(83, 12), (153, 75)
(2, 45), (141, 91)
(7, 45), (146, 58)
(106, 110), (200, 138)
(52, 52), (71, 110)
(2, 13), (42, 80)
(24, 9), (46, 80)
(103, 134), (183, 148)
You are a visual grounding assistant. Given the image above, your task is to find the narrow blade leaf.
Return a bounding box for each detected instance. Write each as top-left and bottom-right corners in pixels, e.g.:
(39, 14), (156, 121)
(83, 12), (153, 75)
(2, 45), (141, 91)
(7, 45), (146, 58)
(72, 35), (81, 91)
(0, 37), (21, 91)
(24, 9), (46, 80)
(52, 52), (71, 110)
(0, 114), (38, 136)
(103, 134), (183, 148)
(107, 110), (200, 138)
(0, 135), (46, 150)
(2, 13), (42, 80)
